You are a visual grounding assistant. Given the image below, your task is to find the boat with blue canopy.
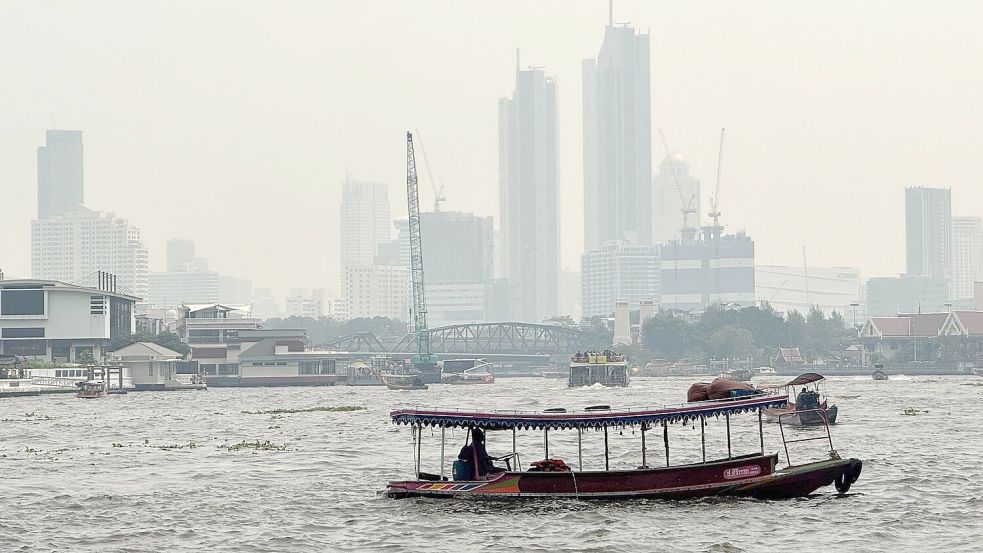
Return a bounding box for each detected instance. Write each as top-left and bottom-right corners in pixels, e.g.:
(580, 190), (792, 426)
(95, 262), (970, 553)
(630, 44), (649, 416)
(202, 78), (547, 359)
(385, 394), (862, 500)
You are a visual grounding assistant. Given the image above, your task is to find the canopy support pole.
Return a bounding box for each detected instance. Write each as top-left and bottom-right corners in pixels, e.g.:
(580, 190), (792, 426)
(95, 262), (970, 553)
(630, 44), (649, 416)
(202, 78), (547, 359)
(512, 426), (522, 472)
(604, 426), (610, 471)
(758, 409), (765, 455)
(701, 416), (706, 463)
(726, 414), (732, 459)
(578, 428), (583, 471)
(641, 423), (647, 468)
(544, 428), (549, 459)
(663, 422), (669, 467)
(440, 426), (446, 480)
(412, 425), (420, 477)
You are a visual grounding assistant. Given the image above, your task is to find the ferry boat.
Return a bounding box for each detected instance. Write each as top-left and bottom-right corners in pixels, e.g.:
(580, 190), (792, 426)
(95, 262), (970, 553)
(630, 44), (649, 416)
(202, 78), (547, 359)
(76, 379), (108, 399)
(762, 373), (838, 426)
(384, 394), (863, 500)
(568, 351), (629, 387)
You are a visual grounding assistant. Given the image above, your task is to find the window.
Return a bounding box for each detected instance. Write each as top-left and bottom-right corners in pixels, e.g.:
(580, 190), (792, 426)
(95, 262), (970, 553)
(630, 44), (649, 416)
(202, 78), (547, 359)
(56, 370), (63, 377)
(2, 327), (44, 338)
(149, 366), (154, 377)
(90, 296), (106, 315)
(1, 289), (44, 315)
(299, 361), (319, 375)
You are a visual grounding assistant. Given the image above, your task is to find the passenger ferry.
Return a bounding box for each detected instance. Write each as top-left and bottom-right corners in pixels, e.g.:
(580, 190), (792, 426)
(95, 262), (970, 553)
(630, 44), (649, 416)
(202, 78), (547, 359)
(568, 351), (630, 387)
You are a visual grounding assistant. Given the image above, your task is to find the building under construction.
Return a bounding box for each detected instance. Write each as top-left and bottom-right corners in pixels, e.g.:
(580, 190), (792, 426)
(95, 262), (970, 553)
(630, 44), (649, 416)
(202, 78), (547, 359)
(659, 230), (755, 312)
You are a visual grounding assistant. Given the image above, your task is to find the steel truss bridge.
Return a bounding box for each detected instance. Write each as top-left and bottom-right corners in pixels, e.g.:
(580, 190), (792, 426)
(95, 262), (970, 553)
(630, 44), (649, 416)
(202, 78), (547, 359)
(316, 322), (606, 356)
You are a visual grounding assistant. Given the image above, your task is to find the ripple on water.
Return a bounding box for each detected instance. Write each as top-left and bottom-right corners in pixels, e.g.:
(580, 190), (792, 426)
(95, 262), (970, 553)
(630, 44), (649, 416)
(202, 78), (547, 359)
(1, 377), (982, 552)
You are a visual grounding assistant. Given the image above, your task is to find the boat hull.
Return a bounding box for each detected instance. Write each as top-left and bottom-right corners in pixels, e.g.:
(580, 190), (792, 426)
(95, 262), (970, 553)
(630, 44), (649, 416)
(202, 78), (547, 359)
(763, 404), (838, 426)
(385, 454), (860, 500)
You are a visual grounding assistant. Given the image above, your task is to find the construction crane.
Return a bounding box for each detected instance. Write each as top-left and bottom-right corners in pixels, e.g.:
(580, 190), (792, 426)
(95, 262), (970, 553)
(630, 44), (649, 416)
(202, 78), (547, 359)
(657, 129), (698, 242)
(707, 127), (725, 240)
(413, 129), (446, 212)
(405, 132), (439, 380)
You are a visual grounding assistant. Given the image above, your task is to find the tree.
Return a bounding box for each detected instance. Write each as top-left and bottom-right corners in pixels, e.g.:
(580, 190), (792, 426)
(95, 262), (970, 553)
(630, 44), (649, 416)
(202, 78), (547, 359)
(642, 313), (696, 360)
(704, 325), (754, 359)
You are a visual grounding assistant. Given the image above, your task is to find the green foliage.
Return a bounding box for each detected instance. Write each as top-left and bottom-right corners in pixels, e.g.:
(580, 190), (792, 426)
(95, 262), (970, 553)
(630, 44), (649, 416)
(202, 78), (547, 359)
(261, 316), (406, 345)
(108, 330), (190, 356)
(641, 303), (855, 363)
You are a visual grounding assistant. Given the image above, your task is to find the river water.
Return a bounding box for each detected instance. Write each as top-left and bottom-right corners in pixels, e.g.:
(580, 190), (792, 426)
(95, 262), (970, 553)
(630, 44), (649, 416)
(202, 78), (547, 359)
(1, 375), (981, 552)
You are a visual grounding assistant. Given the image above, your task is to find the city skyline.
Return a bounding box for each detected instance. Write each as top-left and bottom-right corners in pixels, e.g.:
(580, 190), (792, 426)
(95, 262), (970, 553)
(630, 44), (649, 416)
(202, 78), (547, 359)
(4, 2), (983, 298)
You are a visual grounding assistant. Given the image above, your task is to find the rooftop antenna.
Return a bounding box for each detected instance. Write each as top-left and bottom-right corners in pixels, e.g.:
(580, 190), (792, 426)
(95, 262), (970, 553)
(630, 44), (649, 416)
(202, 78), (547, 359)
(609, 0), (613, 26)
(516, 48), (520, 72)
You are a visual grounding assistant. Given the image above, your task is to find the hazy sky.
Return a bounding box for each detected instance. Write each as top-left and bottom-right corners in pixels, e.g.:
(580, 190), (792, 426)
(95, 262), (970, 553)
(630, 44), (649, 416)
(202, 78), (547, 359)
(3, 1), (983, 298)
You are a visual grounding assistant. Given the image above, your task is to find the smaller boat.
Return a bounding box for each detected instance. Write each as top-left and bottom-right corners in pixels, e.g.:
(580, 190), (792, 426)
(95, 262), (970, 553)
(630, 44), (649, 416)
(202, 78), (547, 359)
(76, 379), (108, 399)
(381, 373), (428, 391)
(541, 370), (567, 379)
(762, 373), (838, 426)
(756, 367), (777, 376)
(442, 363), (495, 385)
(722, 368), (754, 381)
(872, 369), (889, 381)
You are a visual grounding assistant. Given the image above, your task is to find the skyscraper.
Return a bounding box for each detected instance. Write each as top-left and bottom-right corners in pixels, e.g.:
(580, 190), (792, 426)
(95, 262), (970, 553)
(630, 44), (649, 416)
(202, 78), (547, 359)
(339, 177), (391, 270)
(37, 130), (84, 219)
(582, 18), (652, 249)
(951, 216), (983, 300)
(31, 206), (149, 300)
(652, 154), (700, 244)
(581, 242), (660, 318)
(905, 187), (951, 281)
(498, 59), (559, 321)
(166, 239), (198, 272)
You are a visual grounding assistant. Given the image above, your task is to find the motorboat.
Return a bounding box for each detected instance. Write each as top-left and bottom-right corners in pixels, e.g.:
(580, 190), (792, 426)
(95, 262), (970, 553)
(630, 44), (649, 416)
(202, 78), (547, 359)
(761, 373), (838, 426)
(569, 351), (629, 387)
(721, 368), (754, 382)
(872, 369), (889, 381)
(756, 367), (777, 376)
(76, 379), (108, 399)
(441, 361), (495, 385)
(384, 394), (863, 500)
(381, 373), (428, 391)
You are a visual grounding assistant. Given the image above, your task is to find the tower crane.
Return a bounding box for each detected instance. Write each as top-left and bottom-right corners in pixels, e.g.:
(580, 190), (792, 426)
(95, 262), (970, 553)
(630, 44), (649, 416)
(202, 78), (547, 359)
(707, 127), (725, 240)
(413, 129), (446, 212)
(405, 131), (439, 380)
(657, 129), (698, 242)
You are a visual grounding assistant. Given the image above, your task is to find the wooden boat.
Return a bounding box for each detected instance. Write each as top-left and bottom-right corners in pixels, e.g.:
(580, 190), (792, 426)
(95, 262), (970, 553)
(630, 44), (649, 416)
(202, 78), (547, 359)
(568, 352), (629, 387)
(871, 369), (889, 381)
(762, 373), (838, 426)
(76, 379), (108, 399)
(385, 394), (862, 500)
(381, 373), (428, 391)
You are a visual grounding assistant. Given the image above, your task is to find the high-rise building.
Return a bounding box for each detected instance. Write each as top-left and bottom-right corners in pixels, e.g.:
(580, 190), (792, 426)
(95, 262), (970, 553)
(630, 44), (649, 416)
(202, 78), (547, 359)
(905, 187), (951, 280)
(583, 19), (652, 249)
(340, 178), (390, 271)
(218, 276), (253, 305)
(343, 265), (410, 321)
(581, 242), (660, 318)
(37, 130), (84, 219)
(286, 288), (325, 318)
(31, 206), (149, 300)
(951, 216), (983, 300)
(166, 239), (199, 272)
(148, 270), (219, 307)
(652, 155), (700, 244)
(661, 232), (755, 312)
(499, 60), (560, 322)
(394, 212), (495, 283)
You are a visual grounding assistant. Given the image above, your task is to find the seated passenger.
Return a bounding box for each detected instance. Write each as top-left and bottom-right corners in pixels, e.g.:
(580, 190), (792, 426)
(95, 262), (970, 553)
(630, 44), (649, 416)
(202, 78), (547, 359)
(469, 428), (505, 477)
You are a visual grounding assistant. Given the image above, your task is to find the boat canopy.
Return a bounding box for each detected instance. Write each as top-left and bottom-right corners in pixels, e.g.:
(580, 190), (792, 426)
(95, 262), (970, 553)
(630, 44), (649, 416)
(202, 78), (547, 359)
(784, 373), (826, 387)
(391, 395), (788, 430)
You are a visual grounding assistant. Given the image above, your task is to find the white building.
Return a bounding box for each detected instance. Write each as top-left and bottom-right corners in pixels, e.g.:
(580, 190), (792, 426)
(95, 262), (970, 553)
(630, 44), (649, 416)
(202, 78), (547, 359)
(340, 177), (391, 271)
(31, 206), (149, 299)
(755, 265), (864, 319)
(426, 283), (487, 327)
(343, 265), (410, 321)
(286, 288), (325, 318)
(952, 216), (983, 300)
(652, 155), (700, 244)
(148, 270), (219, 307)
(581, 242), (660, 318)
(0, 277), (137, 362)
